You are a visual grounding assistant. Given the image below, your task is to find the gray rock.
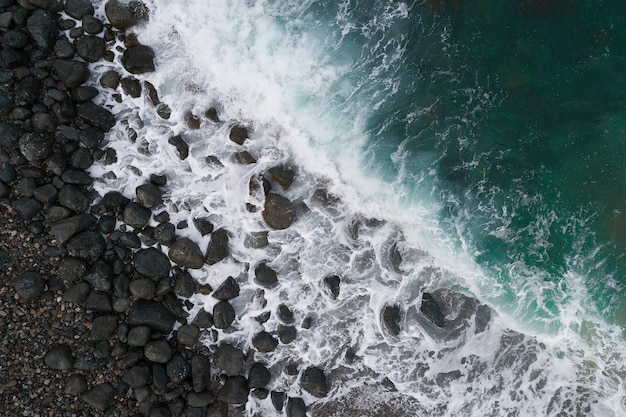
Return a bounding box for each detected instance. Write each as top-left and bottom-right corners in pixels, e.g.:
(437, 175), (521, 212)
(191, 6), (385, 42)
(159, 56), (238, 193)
(120, 77), (141, 97)
(213, 344), (243, 376)
(191, 354), (211, 393)
(121, 45), (155, 74)
(58, 257), (87, 285)
(167, 135), (188, 160)
(14, 271), (45, 301)
(382, 304), (402, 336)
(82, 15), (104, 34)
(77, 102), (116, 132)
(162, 293), (188, 318)
(300, 366), (328, 397)
(0, 123), (23, 148)
(133, 248), (170, 280)
(119, 231), (141, 248)
(58, 185), (90, 213)
(33, 183), (57, 204)
(144, 81), (159, 105)
(104, 0), (137, 30)
(154, 222), (175, 245)
(53, 38), (75, 59)
(212, 276), (239, 301)
(206, 401), (229, 417)
(176, 324), (199, 346)
(205, 228), (229, 265)
(81, 382), (115, 411)
(263, 193), (296, 230)
(100, 70), (120, 90)
(53, 59), (90, 88)
(277, 304), (294, 323)
(85, 291), (112, 312)
(123, 202), (151, 229)
(187, 391), (214, 407)
(252, 331), (278, 353)
(26, 10), (57, 52)
(75, 35), (106, 62)
(12, 198), (41, 220)
(173, 271), (197, 297)
(61, 169), (93, 186)
(166, 354), (191, 383)
(2, 30), (29, 48)
(193, 217), (213, 236)
(286, 397), (307, 417)
(277, 325), (297, 344)
(248, 363), (271, 389)
(127, 325), (151, 347)
(122, 363), (150, 387)
(62, 282), (90, 303)
(136, 182), (162, 208)
(44, 344), (74, 370)
(65, 374), (87, 395)
(129, 278), (155, 299)
(64, 0), (94, 18)
(229, 125), (248, 145)
(144, 340), (172, 363)
(82, 260), (114, 291)
(268, 166), (295, 189)
(168, 238), (204, 269)
(217, 376), (249, 405)
(19, 132), (52, 163)
(71, 87), (99, 104)
(421, 292), (445, 328)
(192, 309), (213, 329)
(213, 301), (235, 329)
(31, 112), (58, 134)
(151, 363), (168, 391)
(271, 391), (286, 412)
(324, 274), (341, 299)
(128, 299), (176, 333)
(50, 214), (96, 245)
(254, 263), (278, 287)
(90, 315), (117, 340)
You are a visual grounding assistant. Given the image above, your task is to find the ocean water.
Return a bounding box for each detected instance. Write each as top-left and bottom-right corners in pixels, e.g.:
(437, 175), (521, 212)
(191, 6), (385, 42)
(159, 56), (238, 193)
(84, 0), (626, 415)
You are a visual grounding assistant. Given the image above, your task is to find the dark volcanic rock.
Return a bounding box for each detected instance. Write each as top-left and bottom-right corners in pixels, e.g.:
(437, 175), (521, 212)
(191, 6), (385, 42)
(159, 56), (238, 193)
(169, 237), (204, 269)
(128, 299), (176, 333)
(421, 292), (445, 328)
(19, 133), (52, 163)
(64, 0), (94, 18)
(90, 315), (117, 340)
(252, 331), (278, 353)
(324, 274), (341, 299)
(174, 271), (197, 297)
(100, 70), (120, 90)
(168, 135), (188, 160)
(58, 185), (89, 212)
(77, 102), (116, 131)
(213, 300), (235, 329)
(53, 59), (90, 88)
(133, 248), (170, 280)
(129, 278), (155, 299)
(382, 304), (402, 336)
(82, 15), (104, 34)
(154, 222), (175, 245)
(254, 262), (278, 287)
(144, 340), (172, 363)
(166, 354), (191, 383)
(136, 182), (162, 208)
(213, 344), (243, 376)
(300, 366), (328, 397)
(212, 276), (239, 300)
(104, 0), (137, 30)
(71, 86), (99, 103)
(120, 76), (141, 97)
(50, 214), (96, 245)
(75, 35), (106, 62)
(176, 324), (199, 346)
(58, 257), (87, 285)
(286, 397), (307, 417)
(263, 193), (296, 230)
(82, 260), (113, 291)
(277, 325), (297, 344)
(123, 202), (151, 229)
(269, 166), (295, 189)
(191, 354), (211, 393)
(13, 271), (45, 301)
(127, 325), (151, 346)
(65, 374), (88, 395)
(121, 45), (155, 74)
(277, 304), (294, 323)
(205, 228), (229, 265)
(193, 217), (213, 236)
(248, 363), (271, 389)
(271, 391), (286, 412)
(229, 125), (248, 145)
(122, 363), (150, 387)
(26, 10), (57, 52)
(81, 383), (115, 411)
(66, 231), (105, 263)
(12, 198), (41, 219)
(217, 376), (249, 404)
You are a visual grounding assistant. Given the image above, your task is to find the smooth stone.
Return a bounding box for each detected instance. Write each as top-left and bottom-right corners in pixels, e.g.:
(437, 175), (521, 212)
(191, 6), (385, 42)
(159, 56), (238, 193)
(53, 59), (90, 88)
(127, 325), (151, 347)
(122, 363), (150, 387)
(192, 309), (213, 329)
(192, 217), (213, 236)
(271, 391), (286, 412)
(81, 383), (115, 411)
(191, 354), (211, 393)
(263, 193), (296, 230)
(85, 290), (112, 312)
(26, 9), (57, 52)
(104, 0), (137, 30)
(120, 232), (142, 247)
(300, 366), (328, 397)
(168, 237), (204, 269)
(229, 125), (248, 145)
(65, 374), (87, 395)
(77, 102), (116, 131)
(71, 87), (99, 104)
(75, 35), (106, 62)
(64, 0), (94, 18)
(82, 14), (104, 34)
(176, 324), (199, 346)
(12, 198), (41, 219)
(248, 363), (271, 388)
(382, 304), (402, 336)
(252, 331), (278, 353)
(206, 401), (228, 417)
(82, 260), (114, 291)
(254, 263), (278, 287)
(89, 315), (118, 340)
(213, 300), (235, 329)
(286, 397), (307, 417)
(213, 344), (243, 376)
(154, 222), (175, 245)
(167, 135), (188, 160)
(212, 276), (239, 301)
(277, 304), (294, 323)
(120, 76), (141, 97)
(129, 278), (155, 299)
(166, 354), (191, 383)
(44, 344), (74, 370)
(136, 182), (162, 208)
(61, 169), (93, 185)
(162, 293), (188, 318)
(144, 340), (172, 363)
(121, 45), (155, 74)
(173, 271), (197, 298)
(205, 228), (229, 265)
(123, 202), (151, 229)
(50, 214), (96, 245)
(277, 325), (297, 344)
(13, 271), (45, 301)
(53, 38), (75, 59)
(62, 282), (90, 303)
(187, 391), (214, 407)
(128, 299), (176, 333)
(217, 376), (249, 404)
(58, 185), (90, 213)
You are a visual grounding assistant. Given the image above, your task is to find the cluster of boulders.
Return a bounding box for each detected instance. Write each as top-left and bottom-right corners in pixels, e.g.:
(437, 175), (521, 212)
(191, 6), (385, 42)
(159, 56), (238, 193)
(0, 0), (335, 415)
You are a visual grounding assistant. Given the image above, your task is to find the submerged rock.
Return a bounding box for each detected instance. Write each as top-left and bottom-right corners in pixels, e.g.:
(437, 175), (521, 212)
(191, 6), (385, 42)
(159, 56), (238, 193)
(263, 193), (296, 230)
(382, 304), (402, 336)
(300, 366), (328, 397)
(420, 292), (445, 328)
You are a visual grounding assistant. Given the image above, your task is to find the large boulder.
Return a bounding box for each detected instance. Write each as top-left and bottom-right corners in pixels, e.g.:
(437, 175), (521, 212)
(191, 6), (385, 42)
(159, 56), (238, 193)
(121, 45), (155, 74)
(77, 102), (116, 132)
(300, 366), (328, 397)
(263, 194), (296, 230)
(18, 133), (52, 163)
(50, 214), (96, 245)
(104, 0), (137, 30)
(168, 238), (204, 269)
(75, 35), (106, 62)
(26, 10), (57, 52)
(66, 231), (105, 263)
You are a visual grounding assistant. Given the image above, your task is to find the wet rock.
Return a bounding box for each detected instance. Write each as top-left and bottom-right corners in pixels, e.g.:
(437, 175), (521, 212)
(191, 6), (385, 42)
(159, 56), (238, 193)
(173, 271), (196, 298)
(154, 222), (175, 245)
(129, 278), (155, 299)
(121, 45), (155, 74)
(300, 366), (328, 397)
(184, 111), (201, 129)
(53, 38), (75, 59)
(205, 228), (229, 265)
(104, 0), (137, 29)
(157, 103), (171, 119)
(71, 87), (99, 104)
(128, 299), (176, 333)
(233, 151), (256, 164)
(58, 257), (87, 286)
(168, 135), (188, 160)
(324, 274), (341, 299)
(44, 344), (74, 370)
(89, 315), (117, 340)
(144, 340), (172, 363)
(421, 292), (445, 328)
(277, 325), (297, 344)
(254, 263), (278, 287)
(66, 231), (105, 263)
(269, 166), (294, 189)
(176, 324), (199, 346)
(77, 102), (116, 131)
(83, 15), (104, 34)
(213, 344), (243, 376)
(123, 202), (151, 229)
(119, 231), (141, 248)
(120, 76), (141, 97)
(53, 59), (90, 88)
(382, 304), (402, 336)
(50, 214), (95, 245)
(286, 397), (307, 417)
(252, 331), (278, 353)
(81, 383), (115, 411)
(135, 182), (162, 208)
(277, 304), (294, 323)
(263, 193), (296, 230)
(64, 0), (94, 18)
(100, 70), (120, 90)
(212, 276), (239, 300)
(166, 354), (191, 383)
(191, 354), (211, 393)
(213, 300), (235, 329)
(218, 375), (249, 404)
(26, 9), (57, 52)
(61, 169), (92, 186)
(58, 185), (89, 213)
(19, 132), (52, 163)
(127, 325), (151, 347)
(206, 400), (228, 417)
(169, 237), (204, 269)
(76, 35), (106, 62)
(192, 309), (213, 329)
(65, 374), (87, 395)
(144, 81), (159, 105)
(271, 391), (286, 412)
(248, 363), (271, 389)
(82, 260), (114, 291)
(229, 125), (248, 145)
(190, 218), (213, 237)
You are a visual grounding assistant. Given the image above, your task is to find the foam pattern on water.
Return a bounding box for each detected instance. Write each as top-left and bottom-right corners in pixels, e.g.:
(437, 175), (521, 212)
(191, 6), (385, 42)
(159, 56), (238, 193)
(85, 0), (626, 415)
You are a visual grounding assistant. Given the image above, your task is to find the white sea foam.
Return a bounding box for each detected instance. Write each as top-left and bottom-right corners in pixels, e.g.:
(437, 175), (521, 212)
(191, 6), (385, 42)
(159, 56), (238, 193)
(86, 0), (626, 415)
